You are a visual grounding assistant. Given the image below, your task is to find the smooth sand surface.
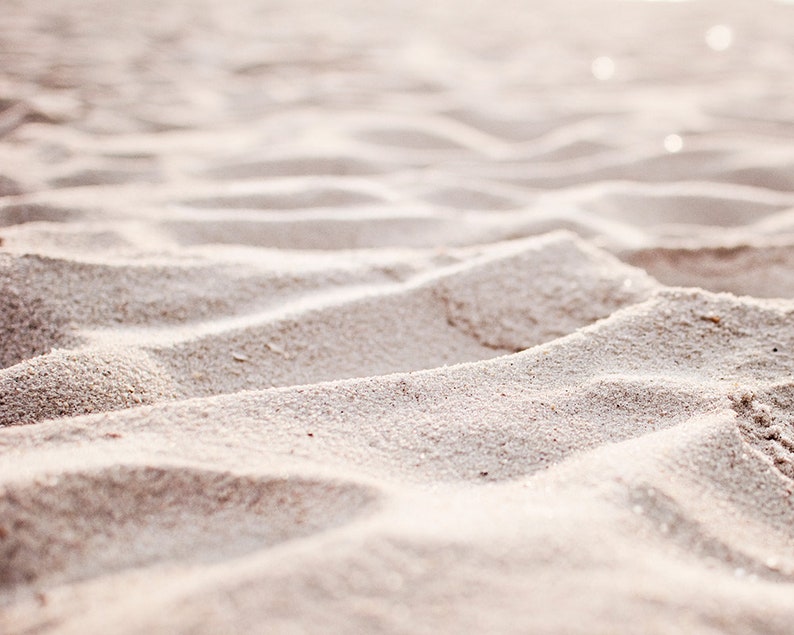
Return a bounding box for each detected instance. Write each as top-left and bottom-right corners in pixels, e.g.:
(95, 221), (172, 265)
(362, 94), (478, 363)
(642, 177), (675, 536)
(2, 0), (794, 632)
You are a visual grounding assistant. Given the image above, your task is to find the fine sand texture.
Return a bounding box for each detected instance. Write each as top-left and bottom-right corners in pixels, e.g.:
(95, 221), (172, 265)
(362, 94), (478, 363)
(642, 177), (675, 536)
(3, 0), (794, 633)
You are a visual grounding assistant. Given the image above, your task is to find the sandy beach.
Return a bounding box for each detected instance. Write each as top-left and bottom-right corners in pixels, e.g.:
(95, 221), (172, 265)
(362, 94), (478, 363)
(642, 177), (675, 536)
(2, 0), (794, 632)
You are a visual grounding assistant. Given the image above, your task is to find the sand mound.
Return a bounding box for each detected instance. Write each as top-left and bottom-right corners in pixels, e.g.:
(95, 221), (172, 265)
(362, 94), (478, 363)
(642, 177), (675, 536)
(0, 259), (75, 369)
(147, 232), (654, 397)
(0, 348), (178, 426)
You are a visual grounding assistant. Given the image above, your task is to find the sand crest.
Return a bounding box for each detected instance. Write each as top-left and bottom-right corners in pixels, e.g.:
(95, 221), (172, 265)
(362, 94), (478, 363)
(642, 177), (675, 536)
(2, 0), (794, 633)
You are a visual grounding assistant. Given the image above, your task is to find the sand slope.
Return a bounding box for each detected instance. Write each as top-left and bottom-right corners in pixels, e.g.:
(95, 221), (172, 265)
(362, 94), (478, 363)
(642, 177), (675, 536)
(2, 0), (794, 633)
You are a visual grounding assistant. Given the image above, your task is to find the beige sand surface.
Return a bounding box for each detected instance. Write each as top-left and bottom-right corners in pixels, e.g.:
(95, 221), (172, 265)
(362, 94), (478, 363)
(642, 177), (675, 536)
(2, 0), (794, 632)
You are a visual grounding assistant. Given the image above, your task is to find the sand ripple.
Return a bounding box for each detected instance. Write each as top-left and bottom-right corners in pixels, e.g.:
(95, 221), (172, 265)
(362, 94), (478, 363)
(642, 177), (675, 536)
(2, 0), (794, 632)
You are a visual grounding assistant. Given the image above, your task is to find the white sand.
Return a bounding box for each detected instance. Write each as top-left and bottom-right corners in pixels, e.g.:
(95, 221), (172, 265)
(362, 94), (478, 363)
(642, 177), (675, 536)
(2, 0), (794, 632)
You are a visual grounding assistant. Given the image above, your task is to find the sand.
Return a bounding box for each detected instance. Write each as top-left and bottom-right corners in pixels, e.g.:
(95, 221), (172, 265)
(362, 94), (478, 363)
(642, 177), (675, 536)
(2, 0), (794, 632)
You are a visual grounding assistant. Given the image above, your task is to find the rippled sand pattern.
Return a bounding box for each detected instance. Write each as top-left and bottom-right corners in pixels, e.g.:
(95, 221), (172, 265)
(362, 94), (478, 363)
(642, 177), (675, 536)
(2, 0), (794, 633)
